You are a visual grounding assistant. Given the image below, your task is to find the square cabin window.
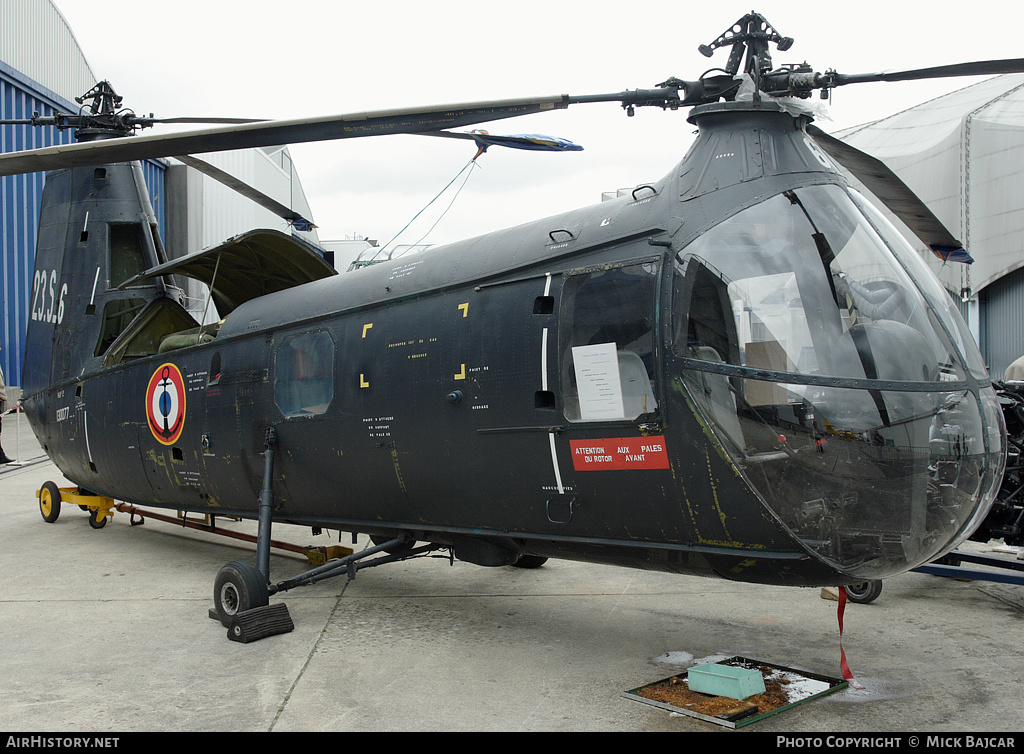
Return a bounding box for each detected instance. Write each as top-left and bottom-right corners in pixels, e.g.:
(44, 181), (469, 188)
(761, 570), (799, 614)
(275, 331), (334, 417)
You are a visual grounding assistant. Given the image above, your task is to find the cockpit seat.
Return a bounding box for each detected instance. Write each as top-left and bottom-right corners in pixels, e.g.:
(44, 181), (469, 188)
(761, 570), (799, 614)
(689, 346), (743, 447)
(618, 350), (658, 418)
(158, 321), (223, 353)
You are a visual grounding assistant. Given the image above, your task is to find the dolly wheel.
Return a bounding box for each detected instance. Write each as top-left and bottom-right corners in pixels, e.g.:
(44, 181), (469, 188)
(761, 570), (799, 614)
(38, 481), (62, 523)
(844, 580), (883, 604)
(88, 509), (107, 529)
(214, 560), (269, 627)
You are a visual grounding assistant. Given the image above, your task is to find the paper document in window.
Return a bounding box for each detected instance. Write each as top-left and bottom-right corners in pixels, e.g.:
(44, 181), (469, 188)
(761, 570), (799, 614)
(572, 343), (625, 421)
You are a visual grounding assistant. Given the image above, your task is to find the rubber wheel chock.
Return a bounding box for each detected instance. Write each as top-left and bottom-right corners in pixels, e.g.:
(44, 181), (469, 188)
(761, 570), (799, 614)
(226, 602), (294, 643)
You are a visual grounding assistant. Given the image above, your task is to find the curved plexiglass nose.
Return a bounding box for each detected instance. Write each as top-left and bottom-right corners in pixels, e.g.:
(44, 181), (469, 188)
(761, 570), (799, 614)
(673, 183), (1005, 579)
(710, 380), (1004, 579)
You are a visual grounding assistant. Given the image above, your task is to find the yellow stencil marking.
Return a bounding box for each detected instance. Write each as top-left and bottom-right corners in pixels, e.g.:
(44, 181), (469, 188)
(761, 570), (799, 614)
(362, 323), (373, 338)
(454, 363), (466, 380)
(360, 374), (370, 388)
(458, 303), (469, 317)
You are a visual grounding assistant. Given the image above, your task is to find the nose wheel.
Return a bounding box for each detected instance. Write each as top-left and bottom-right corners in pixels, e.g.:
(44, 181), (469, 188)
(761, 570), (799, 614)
(844, 580), (883, 604)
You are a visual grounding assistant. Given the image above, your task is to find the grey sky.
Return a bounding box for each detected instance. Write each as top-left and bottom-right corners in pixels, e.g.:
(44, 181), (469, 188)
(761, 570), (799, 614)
(52, 0), (1019, 247)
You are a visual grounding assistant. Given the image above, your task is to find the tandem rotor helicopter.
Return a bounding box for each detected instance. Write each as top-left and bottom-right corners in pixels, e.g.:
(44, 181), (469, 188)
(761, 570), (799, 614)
(3, 11), (1023, 640)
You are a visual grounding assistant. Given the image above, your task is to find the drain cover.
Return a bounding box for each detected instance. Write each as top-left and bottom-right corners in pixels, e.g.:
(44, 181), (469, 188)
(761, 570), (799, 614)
(623, 656), (847, 728)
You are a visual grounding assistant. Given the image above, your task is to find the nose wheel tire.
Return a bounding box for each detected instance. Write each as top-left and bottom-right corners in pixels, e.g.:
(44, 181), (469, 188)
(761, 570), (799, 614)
(214, 560), (270, 628)
(844, 580), (883, 604)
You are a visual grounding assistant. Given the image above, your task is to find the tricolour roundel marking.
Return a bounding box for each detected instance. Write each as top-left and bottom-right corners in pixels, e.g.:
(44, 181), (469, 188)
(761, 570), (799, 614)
(146, 363), (186, 445)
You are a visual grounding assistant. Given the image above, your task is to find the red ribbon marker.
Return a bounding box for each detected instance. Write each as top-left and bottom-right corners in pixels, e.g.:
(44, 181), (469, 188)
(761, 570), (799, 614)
(838, 586), (866, 690)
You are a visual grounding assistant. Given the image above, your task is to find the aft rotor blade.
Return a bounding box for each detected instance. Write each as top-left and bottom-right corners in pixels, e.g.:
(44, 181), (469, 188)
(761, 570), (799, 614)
(173, 154), (316, 230)
(807, 124), (968, 259)
(833, 58), (1024, 86)
(0, 95), (572, 177)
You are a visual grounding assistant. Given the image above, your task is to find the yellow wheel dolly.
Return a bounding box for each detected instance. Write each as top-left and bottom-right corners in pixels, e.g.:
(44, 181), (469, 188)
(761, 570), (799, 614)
(35, 480), (353, 565)
(37, 481), (115, 529)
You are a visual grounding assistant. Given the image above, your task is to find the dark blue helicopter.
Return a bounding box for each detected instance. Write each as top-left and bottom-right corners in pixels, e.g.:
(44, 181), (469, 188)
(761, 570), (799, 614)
(1, 12), (1019, 637)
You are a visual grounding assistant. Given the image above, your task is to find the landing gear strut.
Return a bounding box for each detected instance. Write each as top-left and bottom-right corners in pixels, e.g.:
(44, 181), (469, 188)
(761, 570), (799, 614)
(211, 428), (287, 642)
(209, 429), (448, 642)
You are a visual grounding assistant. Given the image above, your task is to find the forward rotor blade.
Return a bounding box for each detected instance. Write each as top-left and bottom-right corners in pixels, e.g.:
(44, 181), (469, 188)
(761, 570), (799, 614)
(423, 130), (584, 152)
(0, 96), (571, 177)
(173, 154), (316, 231)
(834, 58), (1024, 86)
(807, 125), (971, 262)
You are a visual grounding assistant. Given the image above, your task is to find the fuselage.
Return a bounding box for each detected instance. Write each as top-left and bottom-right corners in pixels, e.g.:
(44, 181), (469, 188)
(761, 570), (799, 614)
(21, 101), (1005, 587)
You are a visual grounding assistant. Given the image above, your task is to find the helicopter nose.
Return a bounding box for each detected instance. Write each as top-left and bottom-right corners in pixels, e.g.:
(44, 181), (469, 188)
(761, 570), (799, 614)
(714, 382), (1006, 581)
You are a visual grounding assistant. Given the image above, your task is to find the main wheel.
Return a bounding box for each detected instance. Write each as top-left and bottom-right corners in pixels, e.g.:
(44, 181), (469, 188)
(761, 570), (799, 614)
(511, 555), (548, 569)
(38, 481), (62, 523)
(214, 560), (269, 627)
(844, 580), (883, 604)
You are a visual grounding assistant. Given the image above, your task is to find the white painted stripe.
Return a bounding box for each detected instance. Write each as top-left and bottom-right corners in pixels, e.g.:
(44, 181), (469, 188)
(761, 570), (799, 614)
(541, 272), (563, 494)
(88, 266), (100, 307)
(541, 327), (549, 391)
(83, 409), (93, 464)
(548, 433), (564, 495)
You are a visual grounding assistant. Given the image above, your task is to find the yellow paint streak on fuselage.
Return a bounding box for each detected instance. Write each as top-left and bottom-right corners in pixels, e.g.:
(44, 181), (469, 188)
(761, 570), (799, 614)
(391, 444), (407, 494)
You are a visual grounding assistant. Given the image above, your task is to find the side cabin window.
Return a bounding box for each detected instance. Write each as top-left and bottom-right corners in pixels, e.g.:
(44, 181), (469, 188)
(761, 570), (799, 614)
(275, 331), (334, 418)
(93, 223), (154, 358)
(109, 223), (149, 288)
(559, 259), (660, 422)
(95, 298), (147, 357)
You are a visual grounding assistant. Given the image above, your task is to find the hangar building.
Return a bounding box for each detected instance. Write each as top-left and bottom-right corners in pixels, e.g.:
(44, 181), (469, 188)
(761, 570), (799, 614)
(838, 73), (1024, 378)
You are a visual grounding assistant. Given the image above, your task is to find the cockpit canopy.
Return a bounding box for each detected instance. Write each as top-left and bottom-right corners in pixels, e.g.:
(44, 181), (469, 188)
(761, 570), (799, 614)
(673, 184), (1004, 579)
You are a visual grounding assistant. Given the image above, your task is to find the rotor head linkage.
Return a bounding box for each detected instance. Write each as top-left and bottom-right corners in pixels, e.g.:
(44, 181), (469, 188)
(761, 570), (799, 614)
(698, 11), (794, 76)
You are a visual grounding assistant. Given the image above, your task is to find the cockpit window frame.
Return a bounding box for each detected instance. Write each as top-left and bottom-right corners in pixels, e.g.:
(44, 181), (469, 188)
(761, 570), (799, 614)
(670, 185), (989, 394)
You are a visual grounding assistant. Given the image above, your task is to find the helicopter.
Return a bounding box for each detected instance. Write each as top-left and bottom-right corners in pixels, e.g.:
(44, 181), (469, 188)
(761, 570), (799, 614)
(1, 11), (1019, 640)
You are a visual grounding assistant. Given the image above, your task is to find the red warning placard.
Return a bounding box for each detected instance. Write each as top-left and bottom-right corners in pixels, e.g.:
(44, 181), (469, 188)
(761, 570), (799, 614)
(569, 437), (669, 471)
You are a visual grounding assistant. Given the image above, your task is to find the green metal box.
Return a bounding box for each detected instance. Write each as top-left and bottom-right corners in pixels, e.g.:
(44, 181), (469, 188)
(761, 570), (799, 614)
(687, 662), (767, 700)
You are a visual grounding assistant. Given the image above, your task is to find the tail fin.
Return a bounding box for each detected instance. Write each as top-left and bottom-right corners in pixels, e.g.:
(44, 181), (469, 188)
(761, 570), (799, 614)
(22, 161), (169, 417)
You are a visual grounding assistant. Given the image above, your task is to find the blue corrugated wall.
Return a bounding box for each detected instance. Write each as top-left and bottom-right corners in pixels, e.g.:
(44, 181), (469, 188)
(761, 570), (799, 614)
(0, 61), (165, 388)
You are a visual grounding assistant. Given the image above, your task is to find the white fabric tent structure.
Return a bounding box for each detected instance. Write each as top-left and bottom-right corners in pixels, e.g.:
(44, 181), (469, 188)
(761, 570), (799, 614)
(835, 73), (1024, 377)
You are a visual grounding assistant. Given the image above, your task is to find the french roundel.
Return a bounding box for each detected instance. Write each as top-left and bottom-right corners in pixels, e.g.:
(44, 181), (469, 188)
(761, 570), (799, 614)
(146, 363), (186, 445)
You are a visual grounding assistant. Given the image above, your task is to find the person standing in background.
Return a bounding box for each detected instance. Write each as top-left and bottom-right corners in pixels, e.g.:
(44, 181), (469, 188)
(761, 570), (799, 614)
(0, 342), (11, 464)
